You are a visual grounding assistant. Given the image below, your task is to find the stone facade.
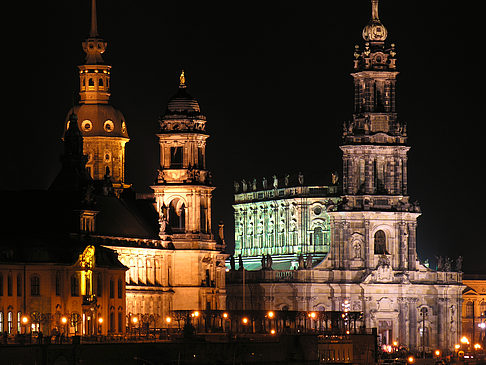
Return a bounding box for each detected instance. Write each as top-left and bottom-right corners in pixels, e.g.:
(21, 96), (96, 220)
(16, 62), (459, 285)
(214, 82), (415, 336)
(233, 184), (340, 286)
(233, 183), (339, 270)
(227, 0), (464, 352)
(0, 244), (127, 337)
(462, 275), (486, 347)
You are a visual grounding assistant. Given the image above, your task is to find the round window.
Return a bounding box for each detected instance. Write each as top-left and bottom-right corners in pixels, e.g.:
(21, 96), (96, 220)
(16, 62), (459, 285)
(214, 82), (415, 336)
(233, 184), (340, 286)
(121, 121), (127, 133)
(81, 120), (92, 131)
(313, 206), (322, 215)
(104, 120), (114, 132)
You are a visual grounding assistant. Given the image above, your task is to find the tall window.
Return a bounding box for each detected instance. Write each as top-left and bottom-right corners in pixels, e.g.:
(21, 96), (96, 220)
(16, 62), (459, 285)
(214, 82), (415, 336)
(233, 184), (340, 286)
(7, 275), (12, 296)
(117, 279), (123, 299)
(109, 279), (114, 298)
(110, 312), (115, 332)
(17, 274), (22, 297)
(17, 312), (22, 333)
(7, 311), (12, 334)
(466, 302), (474, 318)
(0, 274), (3, 296)
(118, 312), (123, 333)
(31, 275), (40, 296)
(96, 274), (102, 297)
(170, 146), (183, 168)
(374, 230), (388, 255)
(314, 227), (323, 246)
(55, 272), (61, 296)
(0, 312), (3, 332)
(169, 199), (185, 233)
(71, 275), (79, 297)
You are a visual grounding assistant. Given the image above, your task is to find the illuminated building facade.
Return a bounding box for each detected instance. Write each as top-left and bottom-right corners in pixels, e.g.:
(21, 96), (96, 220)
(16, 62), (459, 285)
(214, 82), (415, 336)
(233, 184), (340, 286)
(462, 275), (486, 348)
(227, 0), (464, 352)
(233, 181), (339, 270)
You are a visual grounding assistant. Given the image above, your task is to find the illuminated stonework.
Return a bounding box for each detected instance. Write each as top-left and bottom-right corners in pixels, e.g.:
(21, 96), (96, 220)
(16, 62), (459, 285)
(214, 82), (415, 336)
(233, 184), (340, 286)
(233, 181), (339, 269)
(64, 0), (129, 193)
(227, 0), (464, 352)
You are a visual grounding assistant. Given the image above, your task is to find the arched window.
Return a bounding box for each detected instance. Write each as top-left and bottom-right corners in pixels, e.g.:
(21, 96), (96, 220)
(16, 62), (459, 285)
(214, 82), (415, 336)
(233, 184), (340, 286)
(88, 78), (94, 86)
(169, 199), (185, 233)
(98, 78), (104, 87)
(70, 274), (79, 297)
(374, 230), (388, 255)
(7, 311), (12, 334)
(314, 227), (323, 246)
(31, 275), (40, 296)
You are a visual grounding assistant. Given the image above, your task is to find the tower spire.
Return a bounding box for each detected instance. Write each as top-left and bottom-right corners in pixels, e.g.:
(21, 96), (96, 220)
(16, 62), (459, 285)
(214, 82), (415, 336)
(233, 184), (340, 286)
(89, 0), (99, 38)
(371, 0), (379, 21)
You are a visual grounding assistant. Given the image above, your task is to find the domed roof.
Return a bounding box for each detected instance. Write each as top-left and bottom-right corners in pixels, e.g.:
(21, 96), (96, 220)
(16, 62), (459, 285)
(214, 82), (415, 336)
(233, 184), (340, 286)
(166, 87), (201, 115)
(65, 104), (129, 139)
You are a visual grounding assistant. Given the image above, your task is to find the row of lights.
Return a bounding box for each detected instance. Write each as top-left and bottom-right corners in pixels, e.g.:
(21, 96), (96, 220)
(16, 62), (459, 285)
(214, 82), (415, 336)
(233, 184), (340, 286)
(21, 315), (104, 326)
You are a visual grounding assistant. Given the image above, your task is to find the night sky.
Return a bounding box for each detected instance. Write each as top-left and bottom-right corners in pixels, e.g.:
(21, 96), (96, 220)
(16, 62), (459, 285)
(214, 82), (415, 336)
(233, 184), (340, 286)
(7, 1), (484, 272)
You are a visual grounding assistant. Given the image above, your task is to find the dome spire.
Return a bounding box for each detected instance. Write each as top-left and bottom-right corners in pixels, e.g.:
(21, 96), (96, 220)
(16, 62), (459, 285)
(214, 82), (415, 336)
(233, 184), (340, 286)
(371, 0), (379, 21)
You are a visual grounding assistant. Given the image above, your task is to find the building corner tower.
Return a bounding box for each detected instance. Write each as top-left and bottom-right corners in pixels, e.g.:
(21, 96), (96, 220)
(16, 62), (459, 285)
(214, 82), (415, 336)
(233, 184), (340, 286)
(152, 71), (220, 251)
(64, 0), (130, 194)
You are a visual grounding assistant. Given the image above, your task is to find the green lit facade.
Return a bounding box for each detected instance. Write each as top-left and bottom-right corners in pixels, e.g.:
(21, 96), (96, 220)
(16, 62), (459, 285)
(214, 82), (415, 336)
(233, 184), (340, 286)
(233, 182), (339, 269)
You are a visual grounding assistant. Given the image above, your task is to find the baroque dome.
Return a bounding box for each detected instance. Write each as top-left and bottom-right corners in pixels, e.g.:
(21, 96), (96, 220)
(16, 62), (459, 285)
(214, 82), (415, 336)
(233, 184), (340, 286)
(65, 104), (128, 139)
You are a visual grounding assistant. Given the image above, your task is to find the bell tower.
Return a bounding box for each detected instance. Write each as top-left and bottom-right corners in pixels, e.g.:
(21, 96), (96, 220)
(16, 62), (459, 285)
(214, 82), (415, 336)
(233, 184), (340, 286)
(328, 0), (420, 271)
(64, 0), (129, 194)
(151, 72), (219, 250)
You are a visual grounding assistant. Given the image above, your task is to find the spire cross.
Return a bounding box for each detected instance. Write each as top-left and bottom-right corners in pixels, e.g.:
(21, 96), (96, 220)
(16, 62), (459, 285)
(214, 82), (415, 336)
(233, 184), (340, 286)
(89, 0), (99, 37)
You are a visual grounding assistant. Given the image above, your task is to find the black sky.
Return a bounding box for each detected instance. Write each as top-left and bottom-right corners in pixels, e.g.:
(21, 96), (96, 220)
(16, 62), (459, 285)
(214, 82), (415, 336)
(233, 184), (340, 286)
(7, 1), (484, 272)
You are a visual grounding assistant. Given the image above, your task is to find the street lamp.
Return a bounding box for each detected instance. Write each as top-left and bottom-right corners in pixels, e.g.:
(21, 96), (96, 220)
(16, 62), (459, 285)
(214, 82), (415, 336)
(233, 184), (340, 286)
(98, 317), (103, 335)
(21, 315), (29, 335)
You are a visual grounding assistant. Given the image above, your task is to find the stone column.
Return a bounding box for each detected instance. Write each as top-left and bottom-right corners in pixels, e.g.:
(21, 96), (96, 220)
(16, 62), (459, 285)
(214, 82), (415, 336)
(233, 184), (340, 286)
(408, 298), (418, 350)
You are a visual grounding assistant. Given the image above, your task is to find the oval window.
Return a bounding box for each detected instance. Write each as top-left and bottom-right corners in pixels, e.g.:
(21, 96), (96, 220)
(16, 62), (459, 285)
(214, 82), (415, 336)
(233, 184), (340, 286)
(104, 120), (114, 132)
(82, 120), (93, 131)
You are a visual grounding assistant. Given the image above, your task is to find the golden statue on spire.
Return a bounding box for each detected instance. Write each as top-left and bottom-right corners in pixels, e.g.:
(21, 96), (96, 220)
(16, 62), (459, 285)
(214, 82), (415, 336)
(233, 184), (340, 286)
(179, 69), (186, 88)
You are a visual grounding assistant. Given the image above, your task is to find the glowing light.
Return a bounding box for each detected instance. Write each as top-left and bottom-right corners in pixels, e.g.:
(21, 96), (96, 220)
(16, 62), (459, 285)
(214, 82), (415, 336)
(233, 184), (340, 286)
(474, 343), (481, 350)
(407, 355), (415, 364)
(192, 311), (200, 318)
(270, 329), (276, 334)
(98, 317), (103, 324)
(61, 316), (67, 324)
(21, 316), (29, 325)
(479, 322), (486, 329)
(392, 341), (398, 347)
(308, 312), (316, 319)
(267, 311), (274, 319)
(455, 344), (460, 350)
(132, 316), (138, 324)
(435, 349), (441, 357)
(165, 316), (171, 324)
(460, 336), (470, 345)
(222, 312), (229, 319)
(242, 317), (249, 324)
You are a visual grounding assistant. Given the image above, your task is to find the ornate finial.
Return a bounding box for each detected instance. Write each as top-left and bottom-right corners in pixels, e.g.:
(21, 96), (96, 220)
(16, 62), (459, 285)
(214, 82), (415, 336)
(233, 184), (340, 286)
(89, 0), (99, 38)
(179, 69), (186, 88)
(362, 0), (387, 42)
(371, 0), (379, 21)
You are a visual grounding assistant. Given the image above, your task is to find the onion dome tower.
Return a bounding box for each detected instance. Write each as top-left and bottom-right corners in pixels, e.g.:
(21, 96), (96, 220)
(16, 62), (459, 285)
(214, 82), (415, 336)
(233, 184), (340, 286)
(152, 71), (219, 249)
(64, 0), (129, 195)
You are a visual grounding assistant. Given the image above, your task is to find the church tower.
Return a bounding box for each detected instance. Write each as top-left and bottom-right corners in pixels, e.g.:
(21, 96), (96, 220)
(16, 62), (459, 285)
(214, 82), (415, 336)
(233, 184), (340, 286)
(64, 0), (129, 194)
(328, 0), (420, 271)
(152, 71), (219, 250)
